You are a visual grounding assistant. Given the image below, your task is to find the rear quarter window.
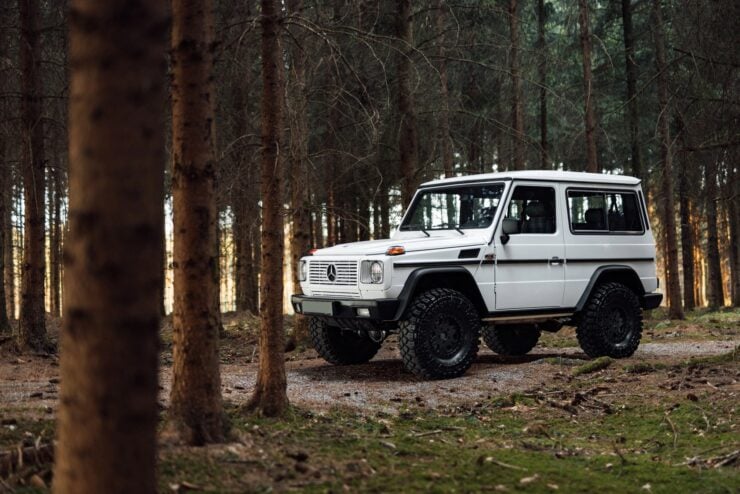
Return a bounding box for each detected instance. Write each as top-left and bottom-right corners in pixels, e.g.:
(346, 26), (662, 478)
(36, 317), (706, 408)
(567, 189), (644, 234)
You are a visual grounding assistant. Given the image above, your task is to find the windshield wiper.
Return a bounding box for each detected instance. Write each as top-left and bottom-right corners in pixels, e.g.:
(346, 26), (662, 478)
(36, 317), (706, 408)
(402, 224), (430, 237)
(453, 226), (465, 236)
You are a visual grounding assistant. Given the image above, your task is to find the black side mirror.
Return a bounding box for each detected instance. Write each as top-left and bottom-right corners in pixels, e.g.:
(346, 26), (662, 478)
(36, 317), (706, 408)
(500, 218), (519, 245)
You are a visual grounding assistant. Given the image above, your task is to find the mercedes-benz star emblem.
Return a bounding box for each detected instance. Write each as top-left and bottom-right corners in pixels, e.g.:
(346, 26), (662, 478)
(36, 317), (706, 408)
(326, 264), (337, 282)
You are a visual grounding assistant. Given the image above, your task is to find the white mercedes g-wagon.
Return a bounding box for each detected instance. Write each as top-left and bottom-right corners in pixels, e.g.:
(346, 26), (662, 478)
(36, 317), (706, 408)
(292, 171), (662, 379)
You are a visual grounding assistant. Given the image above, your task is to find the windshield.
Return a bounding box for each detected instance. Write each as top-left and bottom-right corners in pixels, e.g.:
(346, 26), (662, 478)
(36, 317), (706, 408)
(400, 183), (505, 231)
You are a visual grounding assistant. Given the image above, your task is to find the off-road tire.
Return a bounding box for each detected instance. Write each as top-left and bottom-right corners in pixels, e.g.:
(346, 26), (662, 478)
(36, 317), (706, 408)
(482, 324), (541, 356)
(398, 288), (480, 379)
(576, 282), (642, 359)
(308, 317), (381, 365)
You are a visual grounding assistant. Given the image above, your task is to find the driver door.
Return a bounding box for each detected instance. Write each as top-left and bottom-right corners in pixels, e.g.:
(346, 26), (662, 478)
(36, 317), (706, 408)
(494, 183), (566, 310)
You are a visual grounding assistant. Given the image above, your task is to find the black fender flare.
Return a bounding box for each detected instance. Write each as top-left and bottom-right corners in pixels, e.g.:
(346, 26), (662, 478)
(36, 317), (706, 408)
(575, 265), (645, 312)
(393, 266), (487, 321)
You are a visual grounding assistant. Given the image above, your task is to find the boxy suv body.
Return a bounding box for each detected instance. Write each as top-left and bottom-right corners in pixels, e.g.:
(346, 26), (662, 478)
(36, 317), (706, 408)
(292, 171), (662, 379)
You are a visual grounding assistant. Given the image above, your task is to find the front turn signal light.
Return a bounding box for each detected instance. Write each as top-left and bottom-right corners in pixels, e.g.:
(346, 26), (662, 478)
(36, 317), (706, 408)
(386, 245), (405, 256)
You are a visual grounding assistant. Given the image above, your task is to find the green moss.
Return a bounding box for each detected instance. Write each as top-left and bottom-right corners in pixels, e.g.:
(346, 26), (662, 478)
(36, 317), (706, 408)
(573, 356), (613, 376)
(683, 346), (738, 368)
(623, 361), (667, 374)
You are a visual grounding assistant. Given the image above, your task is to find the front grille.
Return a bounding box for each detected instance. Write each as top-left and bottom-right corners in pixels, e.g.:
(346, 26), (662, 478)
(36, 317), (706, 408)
(309, 260), (358, 286)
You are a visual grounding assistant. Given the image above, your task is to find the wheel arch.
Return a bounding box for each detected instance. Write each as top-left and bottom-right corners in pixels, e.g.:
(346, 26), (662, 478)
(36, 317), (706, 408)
(575, 265), (645, 312)
(393, 266), (487, 320)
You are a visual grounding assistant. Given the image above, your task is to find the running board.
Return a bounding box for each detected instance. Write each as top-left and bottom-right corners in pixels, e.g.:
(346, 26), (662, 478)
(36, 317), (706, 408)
(482, 312), (574, 324)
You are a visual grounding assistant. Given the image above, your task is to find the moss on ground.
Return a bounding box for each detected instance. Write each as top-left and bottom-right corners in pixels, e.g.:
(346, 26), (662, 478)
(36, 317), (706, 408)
(573, 356), (613, 376)
(151, 394), (740, 494)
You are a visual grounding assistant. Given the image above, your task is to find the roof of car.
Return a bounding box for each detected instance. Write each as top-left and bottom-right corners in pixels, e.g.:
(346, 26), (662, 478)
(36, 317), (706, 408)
(420, 170), (641, 187)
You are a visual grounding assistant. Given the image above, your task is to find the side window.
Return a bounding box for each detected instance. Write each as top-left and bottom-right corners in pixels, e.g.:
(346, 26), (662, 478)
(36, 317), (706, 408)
(505, 186), (556, 234)
(568, 191), (606, 231)
(606, 192), (643, 232)
(568, 190), (644, 233)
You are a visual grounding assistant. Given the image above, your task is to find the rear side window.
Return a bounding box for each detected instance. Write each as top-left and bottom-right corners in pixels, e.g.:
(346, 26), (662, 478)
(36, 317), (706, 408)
(568, 190), (644, 234)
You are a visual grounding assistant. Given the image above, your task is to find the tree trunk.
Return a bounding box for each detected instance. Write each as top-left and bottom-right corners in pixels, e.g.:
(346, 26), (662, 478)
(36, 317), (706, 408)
(18, 0), (47, 350)
(0, 142), (10, 333)
(509, 0), (525, 170)
(705, 158), (724, 308)
(54, 0), (167, 491)
(537, 0), (548, 169)
(578, 0), (599, 173)
(247, 0), (289, 417)
(652, 0), (683, 319)
(313, 206), (324, 248)
(325, 84), (339, 246)
(678, 157), (696, 311)
(397, 0), (419, 207)
(621, 0), (642, 179)
(287, 0), (310, 344)
(435, 0), (454, 177)
(728, 161), (740, 306)
(50, 155), (63, 317)
(380, 188), (390, 239)
(358, 193), (370, 241)
(678, 162), (696, 310)
(3, 181), (13, 320)
(165, 0), (224, 445)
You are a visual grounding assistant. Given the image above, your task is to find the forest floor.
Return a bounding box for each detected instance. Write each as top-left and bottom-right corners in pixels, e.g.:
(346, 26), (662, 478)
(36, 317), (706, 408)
(0, 308), (737, 492)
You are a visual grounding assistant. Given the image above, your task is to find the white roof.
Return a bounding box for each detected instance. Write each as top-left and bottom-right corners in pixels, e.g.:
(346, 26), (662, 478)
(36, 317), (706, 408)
(421, 170), (641, 187)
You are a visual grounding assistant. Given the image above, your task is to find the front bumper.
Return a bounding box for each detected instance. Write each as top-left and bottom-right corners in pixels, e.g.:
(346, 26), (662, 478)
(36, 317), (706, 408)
(291, 295), (400, 321)
(641, 292), (663, 310)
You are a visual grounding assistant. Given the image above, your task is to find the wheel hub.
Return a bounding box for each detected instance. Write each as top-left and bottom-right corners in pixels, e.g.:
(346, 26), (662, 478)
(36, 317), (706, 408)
(431, 315), (464, 359)
(604, 307), (631, 347)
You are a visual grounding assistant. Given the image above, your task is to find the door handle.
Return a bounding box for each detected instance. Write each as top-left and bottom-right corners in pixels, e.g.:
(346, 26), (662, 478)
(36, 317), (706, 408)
(549, 256), (563, 265)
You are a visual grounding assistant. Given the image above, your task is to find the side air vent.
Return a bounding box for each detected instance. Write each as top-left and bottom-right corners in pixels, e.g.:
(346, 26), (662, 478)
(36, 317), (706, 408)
(458, 248), (480, 259)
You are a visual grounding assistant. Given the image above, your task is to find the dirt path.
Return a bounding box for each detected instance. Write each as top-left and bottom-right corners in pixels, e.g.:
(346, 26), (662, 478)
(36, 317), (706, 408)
(1, 339), (736, 418)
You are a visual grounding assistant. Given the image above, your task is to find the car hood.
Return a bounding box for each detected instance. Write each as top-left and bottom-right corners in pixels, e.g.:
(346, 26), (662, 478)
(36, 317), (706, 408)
(312, 234), (488, 257)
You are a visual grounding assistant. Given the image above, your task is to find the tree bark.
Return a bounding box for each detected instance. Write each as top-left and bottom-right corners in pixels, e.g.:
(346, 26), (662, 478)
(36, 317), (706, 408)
(678, 152), (696, 310)
(728, 160), (740, 306)
(287, 0), (310, 344)
(578, 0), (599, 173)
(50, 153), (63, 317)
(380, 188), (390, 239)
(234, 202), (259, 313)
(652, 0), (683, 319)
(705, 158), (724, 308)
(621, 0), (642, 179)
(247, 0), (289, 417)
(537, 0), (548, 169)
(435, 0), (454, 177)
(0, 141), (10, 333)
(397, 0), (419, 207)
(166, 0), (224, 445)
(509, 0), (525, 170)
(54, 0), (168, 491)
(18, 0), (48, 350)
(3, 181), (13, 321)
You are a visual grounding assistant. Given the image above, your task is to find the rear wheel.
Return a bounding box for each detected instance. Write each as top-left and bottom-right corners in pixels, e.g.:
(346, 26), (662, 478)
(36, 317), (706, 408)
(309, 318), (381, 365)
(576, 282), (642, 359)
(482, 324), (540, 356)
(398, 288), (480, 379)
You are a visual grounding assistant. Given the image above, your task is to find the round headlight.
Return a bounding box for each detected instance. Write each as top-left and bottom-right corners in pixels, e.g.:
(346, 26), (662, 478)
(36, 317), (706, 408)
(370, 261), (383, 284)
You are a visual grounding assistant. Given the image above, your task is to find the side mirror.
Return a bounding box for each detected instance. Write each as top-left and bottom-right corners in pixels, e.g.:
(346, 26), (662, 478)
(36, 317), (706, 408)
(500, 218), (519, 245)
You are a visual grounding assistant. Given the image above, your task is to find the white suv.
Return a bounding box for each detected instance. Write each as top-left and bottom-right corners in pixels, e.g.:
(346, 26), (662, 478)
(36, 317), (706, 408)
(292, 171), (662, 379)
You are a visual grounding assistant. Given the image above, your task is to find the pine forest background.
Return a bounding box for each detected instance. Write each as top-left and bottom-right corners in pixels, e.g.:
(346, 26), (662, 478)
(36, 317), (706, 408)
(0, 0), (738, 328)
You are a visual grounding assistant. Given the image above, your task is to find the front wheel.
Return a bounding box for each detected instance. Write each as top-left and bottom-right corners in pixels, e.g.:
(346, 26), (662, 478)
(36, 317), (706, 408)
(576, 282), (642, 359)
(398, 288), (480, 379)
(309, 318), (381, 365)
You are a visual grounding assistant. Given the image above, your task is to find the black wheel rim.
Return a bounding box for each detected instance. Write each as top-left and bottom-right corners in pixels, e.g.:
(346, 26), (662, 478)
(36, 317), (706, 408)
(603, 305), (632, 349)
(429, 313), (467, 361)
